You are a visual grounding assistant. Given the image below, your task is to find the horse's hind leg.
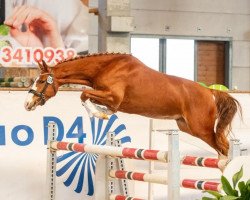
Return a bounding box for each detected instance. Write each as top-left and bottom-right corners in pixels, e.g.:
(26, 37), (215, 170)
(176, 117), (216, 150)
(177, 114), (224, 156)
(193, 113), (229, 157)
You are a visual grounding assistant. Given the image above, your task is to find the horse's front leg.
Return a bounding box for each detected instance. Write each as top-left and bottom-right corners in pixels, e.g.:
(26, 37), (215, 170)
(80, 90), (113, 119)
(83, 88), (124, 113)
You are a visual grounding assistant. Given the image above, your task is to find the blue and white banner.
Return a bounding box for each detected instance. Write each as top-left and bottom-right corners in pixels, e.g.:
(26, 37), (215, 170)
(0, 90), (150, 200)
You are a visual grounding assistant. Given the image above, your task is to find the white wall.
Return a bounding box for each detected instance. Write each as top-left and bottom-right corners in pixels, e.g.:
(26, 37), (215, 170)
(88, 0), (250, 90)
(130, 0), (250, 90)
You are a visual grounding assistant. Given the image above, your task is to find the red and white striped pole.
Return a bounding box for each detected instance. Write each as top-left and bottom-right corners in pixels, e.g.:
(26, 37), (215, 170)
(50, 141), (168, 162)
(109, 170), (167, 185)
(109, 170), (221, 192)
(109, 194), (144, 200)
(181, 179), (221, 192)
(182, 156), (228, 170)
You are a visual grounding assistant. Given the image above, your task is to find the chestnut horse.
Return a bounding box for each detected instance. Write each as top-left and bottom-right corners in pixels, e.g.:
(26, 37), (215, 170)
(24, 53), (241, 157)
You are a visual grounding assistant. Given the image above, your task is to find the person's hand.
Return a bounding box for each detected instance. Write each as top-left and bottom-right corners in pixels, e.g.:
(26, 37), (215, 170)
(4, 6), (64, 48)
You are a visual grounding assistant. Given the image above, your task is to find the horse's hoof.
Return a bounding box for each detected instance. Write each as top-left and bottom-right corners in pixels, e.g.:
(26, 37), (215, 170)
(101, 113), (109, 120)
(93, 112), (109, 120)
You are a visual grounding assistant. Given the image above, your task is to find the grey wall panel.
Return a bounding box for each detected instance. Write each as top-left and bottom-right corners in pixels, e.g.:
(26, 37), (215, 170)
(232, 67), (250, 90)
(89, 2), (98, 53)
(89, 35), (98, 53)
(132, 10), (250, 41)
(232, 41), (250, 67)
(89, 14), (98, 35)
(131, 0), (250, 15)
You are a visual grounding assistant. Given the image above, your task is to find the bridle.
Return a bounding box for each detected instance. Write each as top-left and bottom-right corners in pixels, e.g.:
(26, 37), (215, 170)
(28, 73), (57, 105)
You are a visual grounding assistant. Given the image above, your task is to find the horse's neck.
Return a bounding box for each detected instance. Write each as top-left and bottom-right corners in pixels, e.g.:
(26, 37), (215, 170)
(53, 53), (130, 86)
(52, 58), (100, 86)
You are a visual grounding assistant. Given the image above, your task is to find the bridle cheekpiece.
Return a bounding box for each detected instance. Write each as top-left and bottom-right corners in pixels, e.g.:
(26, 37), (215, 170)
(28, 73), (57, 105)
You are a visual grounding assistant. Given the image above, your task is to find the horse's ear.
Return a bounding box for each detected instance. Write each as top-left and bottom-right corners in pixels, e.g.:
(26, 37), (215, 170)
(37, 60), (49, 73)
(37, 61), (44, 71)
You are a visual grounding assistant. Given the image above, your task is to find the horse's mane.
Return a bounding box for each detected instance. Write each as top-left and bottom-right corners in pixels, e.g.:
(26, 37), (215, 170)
(57, 52), (131, 65)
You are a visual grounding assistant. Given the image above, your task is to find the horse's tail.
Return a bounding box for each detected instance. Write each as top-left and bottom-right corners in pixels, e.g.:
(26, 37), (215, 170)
(211, 89), (242, 156)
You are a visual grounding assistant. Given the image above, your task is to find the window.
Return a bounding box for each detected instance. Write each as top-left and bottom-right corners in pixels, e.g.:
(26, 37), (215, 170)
(131, 36), (230, 87)
(131, 37), (195, 80)
(131, 38), (159, 71)
(166, 39), (194, 80)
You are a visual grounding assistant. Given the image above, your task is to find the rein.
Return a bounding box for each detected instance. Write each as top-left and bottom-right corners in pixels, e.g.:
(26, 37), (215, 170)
(28, 73), (57, 105)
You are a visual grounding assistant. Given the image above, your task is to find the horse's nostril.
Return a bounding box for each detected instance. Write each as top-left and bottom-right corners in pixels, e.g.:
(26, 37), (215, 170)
(24, 102), (29, 110)
(24, 101), (33, 111)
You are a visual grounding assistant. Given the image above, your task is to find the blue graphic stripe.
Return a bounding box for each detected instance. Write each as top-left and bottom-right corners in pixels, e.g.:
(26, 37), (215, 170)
(57, 151), (76, 163)
(120, 136), (131, 143)
(56, 153), (83, 176)
(90, 154), (97, 173)
(87, 156), (94, 195)
(93, 118), (104, 144)
(90, 117), (95, 144)
(92, 154), (98, 160)
(64, 154), (87, 186)
(96, 115), (118, 145)
(98, 123), (126, 145)
(75, 154), (88, 193)
(113, 124), (126, 135)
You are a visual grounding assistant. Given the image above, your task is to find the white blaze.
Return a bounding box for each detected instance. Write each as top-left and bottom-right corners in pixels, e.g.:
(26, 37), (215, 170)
(24, 77), (39, 110)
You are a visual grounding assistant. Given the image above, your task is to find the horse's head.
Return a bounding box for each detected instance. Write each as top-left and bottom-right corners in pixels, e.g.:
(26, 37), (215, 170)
(24, 61), (59, 111)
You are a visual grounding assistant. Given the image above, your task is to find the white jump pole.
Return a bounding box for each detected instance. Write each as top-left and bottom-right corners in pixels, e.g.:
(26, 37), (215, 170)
(95, 154), (109, 200)
(148, 119), (154, 200)
(46, 122), (57, 200)
(95, 132), (129, 200)
(108, 130), (180, 199)
(229, 139), (241, 160)
(167, 130), (180, 200)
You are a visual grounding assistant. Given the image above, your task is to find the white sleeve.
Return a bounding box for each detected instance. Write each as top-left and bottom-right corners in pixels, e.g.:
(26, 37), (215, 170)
(63, 4), (89, 53)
